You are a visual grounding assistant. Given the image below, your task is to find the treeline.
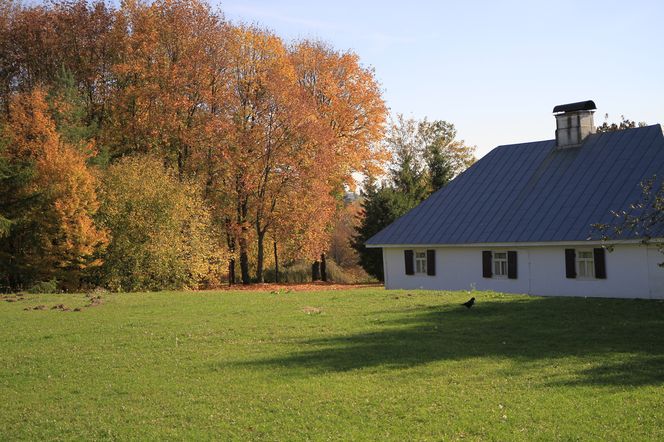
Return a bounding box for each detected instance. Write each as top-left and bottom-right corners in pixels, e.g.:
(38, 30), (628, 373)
(0, 0), (387, 291)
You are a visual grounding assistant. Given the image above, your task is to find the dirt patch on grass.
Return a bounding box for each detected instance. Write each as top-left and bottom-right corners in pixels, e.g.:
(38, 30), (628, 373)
(85, 294), (104, 307)
(23, 293), (106, 313)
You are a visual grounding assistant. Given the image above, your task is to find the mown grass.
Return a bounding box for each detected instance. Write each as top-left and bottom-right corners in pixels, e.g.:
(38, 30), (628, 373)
(1, 288), (663, 440)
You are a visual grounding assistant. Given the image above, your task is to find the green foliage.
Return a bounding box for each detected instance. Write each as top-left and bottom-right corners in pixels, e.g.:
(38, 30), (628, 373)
(27, 278), (58, 294)
(1, 289), (663, 440)
(419, 120), (456, 191)
(352, 177), (422, 280)
(353, 116), (476, 280)
(98, 155), (224, 291)
(0, 132), (39, 288)
(0, 155), (13, 238)
(47, 66), (98, 148)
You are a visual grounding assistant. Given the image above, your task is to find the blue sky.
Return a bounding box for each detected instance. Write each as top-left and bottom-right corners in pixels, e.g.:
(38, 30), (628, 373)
(217, 0), (663, 158)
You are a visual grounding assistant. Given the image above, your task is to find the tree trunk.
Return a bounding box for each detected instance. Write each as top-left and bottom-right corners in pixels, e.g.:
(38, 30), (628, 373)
(228, 258), (235, 286)
(239, 233), (250, 284)
(273, 240), (279, 283)
(225, 217), (236, 286)
(256, 229), (265, 283)
(236, 176), (250, 285)
(320, 253), (327, 282)
(312, 261), (320, 281)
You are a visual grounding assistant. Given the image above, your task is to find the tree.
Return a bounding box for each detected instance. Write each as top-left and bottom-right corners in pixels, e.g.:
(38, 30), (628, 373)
(418, 119), (472, 191)
(352, 116), (476, 280)
(593, 176), (664, 263)
(329, 199), (362, 268)
(208, 33), (387, 284)
(0, 87), (107, 290)
(351, 176), (420, 280)
(386, 114), (475, 195)
(1, 0), (119, 127)
(0, 0), (391, 288)
(98, 155), (224, 291)
(105, 0), (224, 174)
(596, 114), (647, 133)
(386, 115), (429, 201)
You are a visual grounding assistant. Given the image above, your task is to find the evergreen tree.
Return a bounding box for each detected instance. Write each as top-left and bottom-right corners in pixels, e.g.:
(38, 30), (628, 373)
(352, 176), (421, 280)
(0, 132), (38, 289)
(48, 67), (98, 147)
(352, 116), (476, 280)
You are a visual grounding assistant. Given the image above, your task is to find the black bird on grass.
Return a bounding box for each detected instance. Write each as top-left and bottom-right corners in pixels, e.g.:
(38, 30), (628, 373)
(462, 297), (475, 309)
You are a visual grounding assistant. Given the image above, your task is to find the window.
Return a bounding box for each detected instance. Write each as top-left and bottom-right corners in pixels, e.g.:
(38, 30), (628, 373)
(493, 252), (508, 277)
(577, 250), (595, 278)
(405, 249), (436, 276)
(415, 251), (427, 274)
(483, 250), (517, 279)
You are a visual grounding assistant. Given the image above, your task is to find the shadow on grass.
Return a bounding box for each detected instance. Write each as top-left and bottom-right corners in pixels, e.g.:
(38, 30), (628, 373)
(235, 295), (664, 387)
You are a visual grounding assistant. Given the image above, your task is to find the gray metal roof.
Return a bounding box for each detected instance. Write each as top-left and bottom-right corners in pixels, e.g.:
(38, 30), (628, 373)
(367, 124), (664, 246)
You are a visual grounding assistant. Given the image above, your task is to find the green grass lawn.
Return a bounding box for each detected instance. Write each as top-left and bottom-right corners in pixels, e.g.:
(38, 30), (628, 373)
(1, 288), (663, 440)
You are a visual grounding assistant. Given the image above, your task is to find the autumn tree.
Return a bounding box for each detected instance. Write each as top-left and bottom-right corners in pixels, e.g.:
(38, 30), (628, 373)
(329, 197), (362, 268)
(288, 41), (388, 281)
(105, 0), (225, 175)
(1, 0), (119, 127)
(0, 88), (107, 289)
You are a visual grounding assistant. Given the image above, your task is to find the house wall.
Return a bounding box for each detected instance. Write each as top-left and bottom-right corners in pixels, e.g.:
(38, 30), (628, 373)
(382, 244), (664, 299)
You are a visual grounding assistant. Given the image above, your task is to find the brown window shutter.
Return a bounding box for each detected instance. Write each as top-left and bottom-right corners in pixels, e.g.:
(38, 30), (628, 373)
(482, 251), (492, 278)
(404, 250), (414, 275)
(594, 248), (606, 279)
(565, 249), (576, 278)
(507, 251), (517, 279)
(427, 250), (436, 276)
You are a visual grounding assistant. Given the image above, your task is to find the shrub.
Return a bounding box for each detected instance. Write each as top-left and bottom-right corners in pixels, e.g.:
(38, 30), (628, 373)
(264, 261), (311, 283)
(97, 155), (225, 292)
(263, 259), (376, 284)
(27, 278), (58, 294)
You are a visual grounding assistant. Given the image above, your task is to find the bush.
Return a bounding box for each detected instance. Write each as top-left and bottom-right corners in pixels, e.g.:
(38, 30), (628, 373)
(97, 155), (225, 292)
(27, 278), (58, 294)
(263, 259), (377, 284)
(324, 260), (354, 284)
(264, 261), (311, 283)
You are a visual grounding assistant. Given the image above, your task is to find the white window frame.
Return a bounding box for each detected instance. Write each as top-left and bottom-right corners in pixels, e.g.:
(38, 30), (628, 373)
(493, 251), (508, 278)
(576, 250), (595, 279)
(414, 250), (427, 274)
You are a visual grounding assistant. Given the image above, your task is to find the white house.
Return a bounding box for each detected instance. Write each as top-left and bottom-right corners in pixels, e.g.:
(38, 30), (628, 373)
(366, 101), (664, 299)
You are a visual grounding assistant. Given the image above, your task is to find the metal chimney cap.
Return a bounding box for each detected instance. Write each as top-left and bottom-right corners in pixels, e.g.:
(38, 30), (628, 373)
(552, 100), (597, 114)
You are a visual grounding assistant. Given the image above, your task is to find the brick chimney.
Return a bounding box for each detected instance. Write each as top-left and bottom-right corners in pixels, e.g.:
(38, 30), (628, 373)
(553, 100), (596, 148)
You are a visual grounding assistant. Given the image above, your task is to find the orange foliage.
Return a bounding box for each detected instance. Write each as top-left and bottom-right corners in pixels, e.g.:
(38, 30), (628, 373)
(1, 0), (389, 286)
(106, 0), (225, 173)
(4, 88), (108, 284)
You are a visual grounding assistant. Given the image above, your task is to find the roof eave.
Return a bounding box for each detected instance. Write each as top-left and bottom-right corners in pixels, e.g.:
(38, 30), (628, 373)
(366, 239), (650, 248)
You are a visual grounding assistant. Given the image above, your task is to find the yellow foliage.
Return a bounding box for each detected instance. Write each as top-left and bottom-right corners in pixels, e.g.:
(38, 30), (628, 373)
(99, 155), (225, 291)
